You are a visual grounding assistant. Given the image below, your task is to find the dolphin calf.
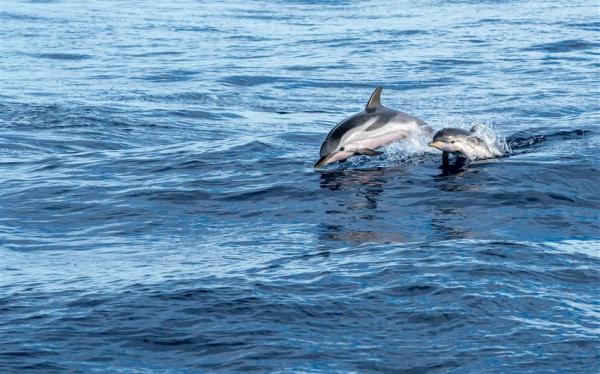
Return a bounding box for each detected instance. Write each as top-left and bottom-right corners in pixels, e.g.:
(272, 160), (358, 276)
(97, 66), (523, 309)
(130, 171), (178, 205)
(314, 87), (431, 168)
(428, 127), (503, 166)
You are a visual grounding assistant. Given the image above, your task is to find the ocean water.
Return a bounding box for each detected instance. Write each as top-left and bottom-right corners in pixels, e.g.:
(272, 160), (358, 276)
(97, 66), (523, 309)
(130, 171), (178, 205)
(1, 0), (599, 372)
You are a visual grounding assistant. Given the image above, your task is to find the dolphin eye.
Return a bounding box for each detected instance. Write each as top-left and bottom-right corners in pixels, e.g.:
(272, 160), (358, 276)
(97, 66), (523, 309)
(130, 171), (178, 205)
(451, 140), (455, 144)
(340, 147), (345, 151)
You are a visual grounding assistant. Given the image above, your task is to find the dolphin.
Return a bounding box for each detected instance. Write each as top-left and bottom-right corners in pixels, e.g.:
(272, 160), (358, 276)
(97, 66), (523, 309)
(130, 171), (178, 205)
(428, 127), (503, 166)
(314, 87), (431, 168)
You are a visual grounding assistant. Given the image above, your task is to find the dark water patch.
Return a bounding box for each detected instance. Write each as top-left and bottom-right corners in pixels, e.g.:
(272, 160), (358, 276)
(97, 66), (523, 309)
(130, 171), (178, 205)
(276, 132), (323, 144)
(517, 106), (587, 119)
(131, 51), (185, 57)
(466, 38), (489, 45)
(317, 37), (362, 48)
(565, 21), (600, 31)
(285, 64), (331, 72)
(173, 26), (221, 33)
(220, 185), (314, 202)
(136, 92), (217, 104)
(231, 11), (295, 22)
(506, 128), (590, 150)
(544, 267), (600, 285)
(114, 43), (143, 49)
(225, 34), (277, 42)
(478, 18), (503, 23)
(524, 39), (599, 53)
(542, 55), (592, 62)
(0, 102), (132, 131)
(220, 139), (278, 154)
(168, 109), (243, 120)
(138, 69), (198, 82)
(124, 189), (212, 203)
(220, 75), (283, 87)
(492, 190), (591, 209)
(180, 140), (285, 166)
(281, 0), (353, 5)
(428, 58), (485, 66)
(26, 52), (92, 60)
(0, 11), (43, 21)
(89, 74), (123, 80)
(385, 29), (428, 36)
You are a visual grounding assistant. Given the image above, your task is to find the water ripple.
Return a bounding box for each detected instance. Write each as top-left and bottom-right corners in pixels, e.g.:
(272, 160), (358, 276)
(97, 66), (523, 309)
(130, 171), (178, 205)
(0, 0), (598, 372)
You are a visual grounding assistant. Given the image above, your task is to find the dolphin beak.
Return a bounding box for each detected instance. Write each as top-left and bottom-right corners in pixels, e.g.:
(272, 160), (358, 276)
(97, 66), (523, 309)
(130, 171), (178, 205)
(314, 154), (331, 169)
(314, 150), (355, 168)
(428, 141), (448, 151)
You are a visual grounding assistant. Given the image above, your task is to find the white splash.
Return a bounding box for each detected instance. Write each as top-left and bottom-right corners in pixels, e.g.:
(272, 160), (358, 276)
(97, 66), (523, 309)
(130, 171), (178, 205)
(383, 130), (437, 163)
(468, 122), (510, 156)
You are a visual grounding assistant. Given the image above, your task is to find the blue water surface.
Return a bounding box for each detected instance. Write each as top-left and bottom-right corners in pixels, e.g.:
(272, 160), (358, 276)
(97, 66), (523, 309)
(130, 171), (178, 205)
(1, 0), (599, 372)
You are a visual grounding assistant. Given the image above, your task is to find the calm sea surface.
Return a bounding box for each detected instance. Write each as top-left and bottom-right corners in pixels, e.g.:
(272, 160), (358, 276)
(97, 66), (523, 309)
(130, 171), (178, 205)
(1, 0), (599, 372)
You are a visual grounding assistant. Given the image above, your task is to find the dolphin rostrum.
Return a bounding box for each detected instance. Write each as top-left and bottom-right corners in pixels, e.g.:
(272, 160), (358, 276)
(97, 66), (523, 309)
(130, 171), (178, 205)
(428, 127), (503, 166)
(314, 87), (431, 168)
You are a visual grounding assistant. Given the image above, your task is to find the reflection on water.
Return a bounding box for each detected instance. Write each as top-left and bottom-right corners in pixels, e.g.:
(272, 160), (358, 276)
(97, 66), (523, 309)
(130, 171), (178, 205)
(433, 168), (481, 193)
(316, 165), (487, 246)
(318, 223), (404, 246)
(317, 168), (404, 246)
(436, 157), (469, 177)
(319, 167), (386, 213)
(319, 168), (387, 192)
(431, 207), (471, 240)
(430, 164), (481, 240)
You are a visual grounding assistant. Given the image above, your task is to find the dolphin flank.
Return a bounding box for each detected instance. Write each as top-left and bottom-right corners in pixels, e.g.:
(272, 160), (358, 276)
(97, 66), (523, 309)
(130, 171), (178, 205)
(314, 87), (431, 168)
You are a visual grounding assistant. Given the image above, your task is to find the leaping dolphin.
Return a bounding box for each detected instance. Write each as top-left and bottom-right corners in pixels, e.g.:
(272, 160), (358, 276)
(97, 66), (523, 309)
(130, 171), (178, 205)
(314, 87), (431, 168)
(428, 127), (503, 166)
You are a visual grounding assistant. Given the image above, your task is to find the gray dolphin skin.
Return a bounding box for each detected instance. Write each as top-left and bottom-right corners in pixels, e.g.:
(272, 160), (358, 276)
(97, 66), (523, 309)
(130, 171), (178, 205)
(428, 127), (503, 165)
(314, 87), (431, 168)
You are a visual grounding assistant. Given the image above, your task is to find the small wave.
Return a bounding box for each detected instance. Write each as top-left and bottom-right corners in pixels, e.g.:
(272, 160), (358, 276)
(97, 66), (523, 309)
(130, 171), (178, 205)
(0, 11), (43, 21)
(428, 58), (484, 66)
(220, 75), (283, 87)
(385, 29), (428, 36)
(137, 69), (198, 83)
(168, 109), (242, 120)
(130, 51), (185, 57)
(173, 26), (221, 33)
(564, 21), (600, 31)
(524, 39), (599, 53)
(26, 52), (92, 60)
(506, 128), (590, 150)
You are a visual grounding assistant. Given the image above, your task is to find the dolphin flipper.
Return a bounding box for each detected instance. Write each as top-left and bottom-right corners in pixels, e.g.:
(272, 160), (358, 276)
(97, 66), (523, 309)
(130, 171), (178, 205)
(356, 148), (382, 157)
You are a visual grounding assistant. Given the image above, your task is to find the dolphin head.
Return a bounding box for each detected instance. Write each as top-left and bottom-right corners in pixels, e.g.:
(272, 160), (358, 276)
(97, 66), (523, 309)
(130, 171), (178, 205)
(315, 87), (384, 169)
(428, 128), (473, 154)
(314, 120), (357, 168)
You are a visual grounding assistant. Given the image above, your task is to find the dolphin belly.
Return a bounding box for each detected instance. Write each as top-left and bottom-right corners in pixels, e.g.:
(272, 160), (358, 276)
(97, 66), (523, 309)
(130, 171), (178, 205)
(344, 131), (409, 152)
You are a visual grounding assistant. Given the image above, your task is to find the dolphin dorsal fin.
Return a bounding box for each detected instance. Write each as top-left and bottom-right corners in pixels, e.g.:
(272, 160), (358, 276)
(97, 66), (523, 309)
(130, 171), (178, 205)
(365, 87), (383, 113)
